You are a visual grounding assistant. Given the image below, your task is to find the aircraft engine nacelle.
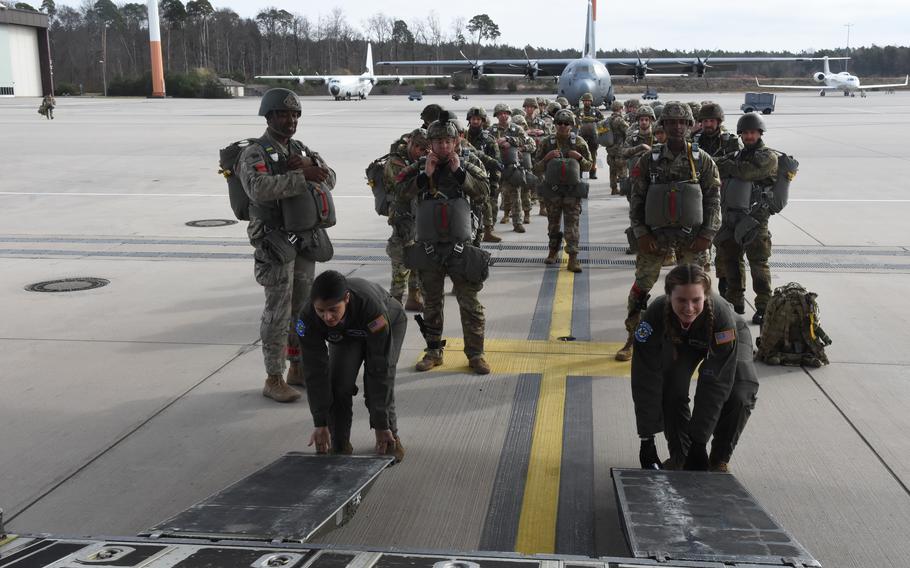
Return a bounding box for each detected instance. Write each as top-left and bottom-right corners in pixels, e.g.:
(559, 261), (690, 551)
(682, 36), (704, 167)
(814, 72), (826, 83)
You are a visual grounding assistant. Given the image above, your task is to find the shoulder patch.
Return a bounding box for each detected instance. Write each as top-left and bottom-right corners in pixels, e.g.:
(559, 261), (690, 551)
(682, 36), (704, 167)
(295, 319), (306, 337)
(714, 328), (736, 345)
(368, 315), (388, 334)
(634, 321), (654, 343)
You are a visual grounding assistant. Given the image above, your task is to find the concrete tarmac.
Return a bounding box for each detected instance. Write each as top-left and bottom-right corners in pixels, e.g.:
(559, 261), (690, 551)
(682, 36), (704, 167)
(2, 91), (910, 567)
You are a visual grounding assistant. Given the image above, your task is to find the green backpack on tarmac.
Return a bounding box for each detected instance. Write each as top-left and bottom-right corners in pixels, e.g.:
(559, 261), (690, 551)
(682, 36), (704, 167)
(755, 282), (832, 367)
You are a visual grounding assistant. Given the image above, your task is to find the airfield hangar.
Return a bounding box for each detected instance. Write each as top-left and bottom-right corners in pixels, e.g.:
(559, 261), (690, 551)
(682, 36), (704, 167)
(0, 6), (51, 97)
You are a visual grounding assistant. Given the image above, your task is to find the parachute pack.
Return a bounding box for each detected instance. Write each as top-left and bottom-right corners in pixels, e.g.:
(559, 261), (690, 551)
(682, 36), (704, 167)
(366, 153), (391, 216)
(755, 282), (832, 367)
(219, 138), (262, 221)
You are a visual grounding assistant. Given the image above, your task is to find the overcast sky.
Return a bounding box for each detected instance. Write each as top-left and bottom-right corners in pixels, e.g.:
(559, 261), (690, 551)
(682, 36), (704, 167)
(58, 0), (909, 53)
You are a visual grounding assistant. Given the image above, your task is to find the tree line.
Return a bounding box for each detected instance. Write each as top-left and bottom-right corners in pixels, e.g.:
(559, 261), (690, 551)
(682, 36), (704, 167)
(12, 0), (910, 95)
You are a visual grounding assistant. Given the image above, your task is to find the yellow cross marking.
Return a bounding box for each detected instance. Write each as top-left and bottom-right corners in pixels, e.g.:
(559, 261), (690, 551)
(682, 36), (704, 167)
(422, 267), (629, 554)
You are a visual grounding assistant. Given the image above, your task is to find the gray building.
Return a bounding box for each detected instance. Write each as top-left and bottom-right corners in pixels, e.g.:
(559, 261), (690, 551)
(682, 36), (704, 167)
(0, 6), (51, 97)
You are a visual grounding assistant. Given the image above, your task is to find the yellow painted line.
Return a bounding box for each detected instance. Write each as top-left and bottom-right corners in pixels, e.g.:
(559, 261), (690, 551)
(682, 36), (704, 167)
(515, 364), (568, 553)
(548, 268), (575, 341)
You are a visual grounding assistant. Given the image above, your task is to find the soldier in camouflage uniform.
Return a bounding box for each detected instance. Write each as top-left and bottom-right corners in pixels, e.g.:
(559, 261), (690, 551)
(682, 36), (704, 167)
(653, 122), (667, 144)
(605, 100), (630, 195)
(556, 96), (570, 109)
(692, 102), (743, 298)
(623, 99), (641, 124)
(620, 106), (658, 253)
(714, 113), (778, 324)
(616, 101), (721, 361)
(466, 107), (503, 243)
(574, 92), (604, 179)
(687, 102), (703, 136)
(238, 88), (337, 402)
(535, 109), (593, 273)
(397, 113), (491, 374)
(523, 97), (552, 215)
(490, 103), (536, 232)
(546, 101), (562, 121)
(384, 129), (429, 310)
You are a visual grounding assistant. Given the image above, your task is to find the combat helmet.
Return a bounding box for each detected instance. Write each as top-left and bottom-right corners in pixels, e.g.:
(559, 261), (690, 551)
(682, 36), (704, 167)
(625, 99), (641, 109)
(511, 108), (526, 118)
(420, 103), (443, 124)
(493, 103), (512, 117)
(698, 102), (724, 122)
(610, 101), (623, 112)
(637, 106), (656, 120)
(737, 112), (766, 134)
(537, 96), (548, 106)
(523, 97), (538, 108)
(408, 127), (429, 148)
(466, 106), (488, 120)
(427, 110), (460, 139)
(546, 101), (562, 117)
(658, 101), (694, 126)
(687, 101), (701, 120)
(512, 115), (528, 129)
(554, 109), (576, 126)
(580, 92), (594, 103)
(259, 88), (301, 116)
(556, 96), (570, 108)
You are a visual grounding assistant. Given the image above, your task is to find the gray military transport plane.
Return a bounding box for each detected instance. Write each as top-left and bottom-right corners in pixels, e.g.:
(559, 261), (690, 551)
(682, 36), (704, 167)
(377, 0), (835, 106)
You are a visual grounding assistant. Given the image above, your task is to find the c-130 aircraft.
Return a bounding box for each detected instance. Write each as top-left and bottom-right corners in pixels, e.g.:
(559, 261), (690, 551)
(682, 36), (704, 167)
(378, 0), (832, 106)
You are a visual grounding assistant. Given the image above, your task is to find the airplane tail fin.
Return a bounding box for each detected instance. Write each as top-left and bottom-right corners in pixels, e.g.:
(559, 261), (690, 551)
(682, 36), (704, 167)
(823, 56), (831, 76)
(583, 0), (596, 58)
(366, 43), (374, 76)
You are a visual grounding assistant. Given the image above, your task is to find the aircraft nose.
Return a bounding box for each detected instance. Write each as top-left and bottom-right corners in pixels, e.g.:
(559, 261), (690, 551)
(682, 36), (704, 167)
(330, 86), (340, 96)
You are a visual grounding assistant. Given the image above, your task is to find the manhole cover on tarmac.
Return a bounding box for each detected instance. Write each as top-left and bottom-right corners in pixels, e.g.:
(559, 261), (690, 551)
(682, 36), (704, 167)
(185, 219), (237, 227)
(26, 277), (110, 293)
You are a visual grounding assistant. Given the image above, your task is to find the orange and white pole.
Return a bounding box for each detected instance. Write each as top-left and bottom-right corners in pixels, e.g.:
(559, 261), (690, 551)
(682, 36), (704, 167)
(147, 0), (166, 98)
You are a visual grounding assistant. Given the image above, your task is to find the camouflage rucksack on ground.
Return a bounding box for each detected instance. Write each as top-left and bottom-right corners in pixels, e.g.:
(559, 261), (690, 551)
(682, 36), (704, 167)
(755, 282), (832, 367)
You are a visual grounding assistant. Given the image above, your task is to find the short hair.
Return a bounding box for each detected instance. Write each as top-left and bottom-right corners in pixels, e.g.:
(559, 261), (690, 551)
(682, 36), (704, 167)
(311, 270), (347, 303)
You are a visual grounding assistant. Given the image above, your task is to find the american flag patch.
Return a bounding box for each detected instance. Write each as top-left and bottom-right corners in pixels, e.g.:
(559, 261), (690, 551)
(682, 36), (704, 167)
(368, 315), (387, 334)
(631, 165), (641, 178)
(254, 161), (267, 173)
(714, 329), (735, 345)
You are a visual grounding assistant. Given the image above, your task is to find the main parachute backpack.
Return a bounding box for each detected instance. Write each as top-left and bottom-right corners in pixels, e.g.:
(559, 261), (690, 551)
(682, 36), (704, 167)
(755, 282), (832, 367)
(366, 153), (391, 216)
(219, 138), (260, 220)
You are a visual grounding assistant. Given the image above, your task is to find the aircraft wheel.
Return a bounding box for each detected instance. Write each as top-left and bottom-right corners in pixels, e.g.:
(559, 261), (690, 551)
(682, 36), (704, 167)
(820, 91), (826, 97)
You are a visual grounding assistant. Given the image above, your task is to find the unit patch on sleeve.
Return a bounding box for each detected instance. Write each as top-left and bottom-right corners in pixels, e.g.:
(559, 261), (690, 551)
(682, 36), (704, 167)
(295, 319), (306, 337)
(634, 321), (653, 343)
(714, 329), (736, 345)
(367, 315), (388, 334)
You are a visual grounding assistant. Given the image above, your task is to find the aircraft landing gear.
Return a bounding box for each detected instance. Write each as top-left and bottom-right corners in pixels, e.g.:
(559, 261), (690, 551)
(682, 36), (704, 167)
(844, 91), (850, 97)
(820, 90), (826, 96)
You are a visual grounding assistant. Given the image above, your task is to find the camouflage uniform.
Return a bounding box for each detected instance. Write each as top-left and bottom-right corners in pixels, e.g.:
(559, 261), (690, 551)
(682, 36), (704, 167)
(466, 123), (503, 232)
(574, 102), (604, 177)
(490, 118), (535, 226)
(397, 139), (490, 362)
(525, 108), (554, 209)
(714, 139), (778, 312)
(625, 142), (721, 334)
(605, 110), (630, 193)
(238, 130), (337, 378)
(383, 140), (421, 300)
(693, 127), (743, 287)
(534, 132), (593, 256)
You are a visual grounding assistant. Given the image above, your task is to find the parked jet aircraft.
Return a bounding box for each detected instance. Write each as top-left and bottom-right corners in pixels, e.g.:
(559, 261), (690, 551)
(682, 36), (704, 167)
(377, 0), (830, 106)
(756, 56), (909, 97)
(256, 44), (446, 100)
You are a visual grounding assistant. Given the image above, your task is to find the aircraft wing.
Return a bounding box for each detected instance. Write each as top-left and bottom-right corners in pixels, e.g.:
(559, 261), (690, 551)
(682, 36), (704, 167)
(376, 59), (575, 77)
(754, 78), (837, 90)
(371, 75), (449, 83)
(856, 76), (909, 90)
(255, 75), (329, 85)
(603, 56), (847, 76)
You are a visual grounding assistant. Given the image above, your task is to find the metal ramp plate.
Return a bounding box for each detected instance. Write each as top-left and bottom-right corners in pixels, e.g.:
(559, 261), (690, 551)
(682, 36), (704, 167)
(612, 469), (821, 567)
(143, 453), (393, 543)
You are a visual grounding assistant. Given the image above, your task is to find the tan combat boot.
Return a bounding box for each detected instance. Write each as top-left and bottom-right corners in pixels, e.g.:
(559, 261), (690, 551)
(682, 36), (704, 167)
(545, 245), (560, 265)
(539, 203), (548, 216)
(662, 249), (677, 267)
(513, 223), (526, 233)
(415, 349), (444, 372)
(469, 355), (491, 375)
(482, 226), (502, 243)
(405, 287), (424, 312)
(286, 361), (305, 387)
(391, 435), (405, 463)
(567, 253), (582, 273)
(709, 459), (730, 473)
(611, 187), (620, 195)
(263, 374), (301, 403)
(499, 210), (510, 224)
(523, 211), (531, 224)
(615, 334), (634, 362)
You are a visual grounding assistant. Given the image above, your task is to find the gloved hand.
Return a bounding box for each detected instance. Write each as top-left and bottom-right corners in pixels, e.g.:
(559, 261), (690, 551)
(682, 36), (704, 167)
(684, 444), (709, 471)
(639, 437), (662, 470)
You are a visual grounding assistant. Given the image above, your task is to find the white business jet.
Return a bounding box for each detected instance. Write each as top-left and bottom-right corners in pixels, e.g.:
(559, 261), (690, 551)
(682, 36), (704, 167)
(756, 56), (908, 97)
